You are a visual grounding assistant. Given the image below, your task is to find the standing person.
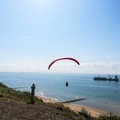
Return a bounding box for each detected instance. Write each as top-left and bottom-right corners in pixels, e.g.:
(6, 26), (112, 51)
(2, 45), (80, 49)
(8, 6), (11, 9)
(31, 83), (35, 104)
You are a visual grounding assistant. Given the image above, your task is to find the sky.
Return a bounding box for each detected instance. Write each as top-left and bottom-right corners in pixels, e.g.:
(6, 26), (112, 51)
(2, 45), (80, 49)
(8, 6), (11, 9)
(0, 0), (120, 74)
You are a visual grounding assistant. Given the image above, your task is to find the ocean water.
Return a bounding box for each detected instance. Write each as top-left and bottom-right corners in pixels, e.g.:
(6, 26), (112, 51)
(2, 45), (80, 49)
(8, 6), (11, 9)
(0, 72), (120, 114)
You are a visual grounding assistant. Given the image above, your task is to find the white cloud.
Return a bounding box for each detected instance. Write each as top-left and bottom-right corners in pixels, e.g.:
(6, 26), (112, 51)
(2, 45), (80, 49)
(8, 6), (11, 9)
(0, 62), (120, 74)
(0, 63), (47, 72)
(108, 62), (120, 70)
(80, 62), (120, 74)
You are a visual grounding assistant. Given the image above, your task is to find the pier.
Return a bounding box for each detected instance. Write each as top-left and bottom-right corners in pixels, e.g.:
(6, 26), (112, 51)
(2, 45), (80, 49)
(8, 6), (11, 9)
(60, 98), (87, 103)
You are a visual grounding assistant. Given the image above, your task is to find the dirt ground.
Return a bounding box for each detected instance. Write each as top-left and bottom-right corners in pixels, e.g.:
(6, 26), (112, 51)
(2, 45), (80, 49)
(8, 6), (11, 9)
(0, 100), (78, 120)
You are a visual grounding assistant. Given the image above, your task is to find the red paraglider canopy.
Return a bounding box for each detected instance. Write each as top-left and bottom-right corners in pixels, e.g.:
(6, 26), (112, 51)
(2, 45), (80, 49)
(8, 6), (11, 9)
(48, 57), (80, 70)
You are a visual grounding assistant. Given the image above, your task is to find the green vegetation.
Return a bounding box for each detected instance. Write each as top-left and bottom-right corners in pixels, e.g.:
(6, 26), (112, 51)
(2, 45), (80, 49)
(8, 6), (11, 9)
(78, 108), (120, 120)
(0, 82), (120, 120)
(0, 82), (42, 103)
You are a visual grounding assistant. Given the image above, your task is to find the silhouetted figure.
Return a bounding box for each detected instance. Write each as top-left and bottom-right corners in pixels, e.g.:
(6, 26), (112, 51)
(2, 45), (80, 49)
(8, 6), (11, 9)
(31, 83), (35, 104)
(66, 82), (68, 87)
(115, 75), (118, 79)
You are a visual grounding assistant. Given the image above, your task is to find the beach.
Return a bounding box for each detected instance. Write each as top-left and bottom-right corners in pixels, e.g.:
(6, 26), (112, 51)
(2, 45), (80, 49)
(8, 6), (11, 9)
(37, 96), (106, 117)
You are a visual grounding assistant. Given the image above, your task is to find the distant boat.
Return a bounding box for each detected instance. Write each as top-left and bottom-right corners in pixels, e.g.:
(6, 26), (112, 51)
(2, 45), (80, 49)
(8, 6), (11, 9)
(94, 75), (119, 82)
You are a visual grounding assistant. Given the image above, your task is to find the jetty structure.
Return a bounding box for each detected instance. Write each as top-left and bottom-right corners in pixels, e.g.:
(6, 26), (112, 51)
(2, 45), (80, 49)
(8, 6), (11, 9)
(60, 97), (87, 103)
(94, 75), (119, 82)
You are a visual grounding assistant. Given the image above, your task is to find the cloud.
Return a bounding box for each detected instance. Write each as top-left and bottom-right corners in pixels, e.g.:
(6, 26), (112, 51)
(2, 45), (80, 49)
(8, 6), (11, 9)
(0, 62), (120, 74)
(81, 62), (120, 69)
(80, 62), (120, 74)
(109, 62), (120, 70)
(0, 63), (47, 72)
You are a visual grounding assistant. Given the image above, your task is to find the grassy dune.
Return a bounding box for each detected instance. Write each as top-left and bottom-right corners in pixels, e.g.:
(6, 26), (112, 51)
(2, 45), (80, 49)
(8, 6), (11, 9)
(0, 82), (120, 120)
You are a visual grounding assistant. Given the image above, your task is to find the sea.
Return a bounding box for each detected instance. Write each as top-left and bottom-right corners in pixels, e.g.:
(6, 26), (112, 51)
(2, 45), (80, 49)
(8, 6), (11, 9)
(0, 72), (120, 115)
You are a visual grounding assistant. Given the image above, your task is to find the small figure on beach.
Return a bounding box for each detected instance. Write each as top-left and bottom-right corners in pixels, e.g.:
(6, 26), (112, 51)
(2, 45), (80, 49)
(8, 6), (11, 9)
(31, 83), (35, 104)
(65, 82), (68, 87)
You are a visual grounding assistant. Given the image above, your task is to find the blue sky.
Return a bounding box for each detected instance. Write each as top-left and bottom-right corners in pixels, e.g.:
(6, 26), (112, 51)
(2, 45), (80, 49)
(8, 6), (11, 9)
(0, 0), (120, 74)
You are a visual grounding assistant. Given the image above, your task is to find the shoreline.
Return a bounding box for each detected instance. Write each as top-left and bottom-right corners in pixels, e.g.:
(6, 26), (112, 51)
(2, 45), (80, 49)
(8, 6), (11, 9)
(37, 96), (106, 117)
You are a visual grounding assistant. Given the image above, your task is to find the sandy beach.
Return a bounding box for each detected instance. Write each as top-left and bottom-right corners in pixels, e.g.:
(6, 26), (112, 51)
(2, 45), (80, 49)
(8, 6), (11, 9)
(37, 96), (106, 117)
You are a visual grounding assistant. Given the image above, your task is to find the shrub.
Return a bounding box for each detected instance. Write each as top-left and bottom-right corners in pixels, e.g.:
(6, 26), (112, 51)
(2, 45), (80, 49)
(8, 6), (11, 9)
(78, 107), (93, 119)
(98, 114), (120, 120)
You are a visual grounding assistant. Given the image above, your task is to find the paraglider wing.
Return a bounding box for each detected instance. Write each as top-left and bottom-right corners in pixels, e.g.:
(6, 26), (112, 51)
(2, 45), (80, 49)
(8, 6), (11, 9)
(48, 57), (80, 70)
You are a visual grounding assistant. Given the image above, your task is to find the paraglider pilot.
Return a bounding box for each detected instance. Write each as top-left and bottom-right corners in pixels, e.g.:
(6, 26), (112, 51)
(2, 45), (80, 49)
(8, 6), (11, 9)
(31, 83), (35, 104)
(66, 82), (68, 87)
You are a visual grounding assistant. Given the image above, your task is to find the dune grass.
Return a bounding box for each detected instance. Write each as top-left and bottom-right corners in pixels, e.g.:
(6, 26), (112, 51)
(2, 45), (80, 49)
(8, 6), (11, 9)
(0, 82), (120, 120)
(0, 82), (42, 103)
